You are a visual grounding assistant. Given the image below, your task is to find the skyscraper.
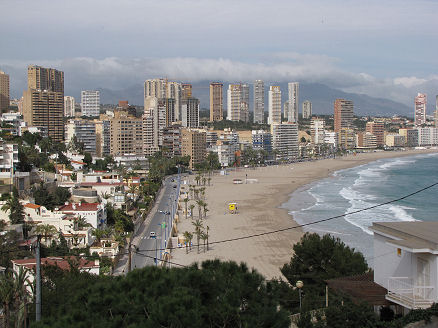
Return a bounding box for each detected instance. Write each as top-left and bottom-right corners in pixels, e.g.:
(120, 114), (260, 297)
(181, 97), (200, 128)
(144, 79), (181, 120)
(253, 80), (264, 123)
(268, 86), (281, 127)
(434, 95), (438, 128)
(414, 93), (427, 127)
(227, 84), (241, 121)
(288, 82), (299, 122)
(241, 83), (249, 110)
(366, 121), (385, 146)
(64, 96), (75, 117)
(209, 82), (223, 122)
(81, 90), (100, 116)
(23, 65), (64, 142)
(181, 83), (192, 99)
(302, 100), (312, 119)
(0, 71), (10, 114)
(334, 99), (353, 132)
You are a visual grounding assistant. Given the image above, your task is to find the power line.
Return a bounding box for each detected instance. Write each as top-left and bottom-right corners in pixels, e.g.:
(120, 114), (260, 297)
(133, 181), (438, 253)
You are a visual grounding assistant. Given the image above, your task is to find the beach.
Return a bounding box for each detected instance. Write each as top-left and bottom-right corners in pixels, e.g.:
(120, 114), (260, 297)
(171, 149), (438, 280)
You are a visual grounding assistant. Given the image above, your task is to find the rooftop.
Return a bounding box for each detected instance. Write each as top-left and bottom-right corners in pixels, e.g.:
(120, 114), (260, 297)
(58, 203), (100, 212)
(371, 222), (438, 252)
(12, 256), (98, 271)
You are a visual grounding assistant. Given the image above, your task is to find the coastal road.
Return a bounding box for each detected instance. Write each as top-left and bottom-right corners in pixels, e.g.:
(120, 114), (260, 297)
(131, 173), (181, 269)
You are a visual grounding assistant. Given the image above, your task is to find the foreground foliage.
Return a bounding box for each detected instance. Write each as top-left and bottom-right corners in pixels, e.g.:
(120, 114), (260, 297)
(30, 260), (290, 328)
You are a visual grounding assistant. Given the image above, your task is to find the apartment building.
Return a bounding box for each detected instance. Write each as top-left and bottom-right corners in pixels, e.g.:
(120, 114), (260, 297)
(209, 82), (223, 122)
(181, 128), (206, 169)
(110, 111), (144, 156)
(272, 123), (299, 161)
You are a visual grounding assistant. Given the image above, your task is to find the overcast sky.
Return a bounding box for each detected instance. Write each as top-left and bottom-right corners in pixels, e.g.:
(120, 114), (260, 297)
(1, 0), (437, 108)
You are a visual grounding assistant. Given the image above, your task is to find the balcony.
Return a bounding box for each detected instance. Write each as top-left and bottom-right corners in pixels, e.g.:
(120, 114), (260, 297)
(386, 277), (434, 309)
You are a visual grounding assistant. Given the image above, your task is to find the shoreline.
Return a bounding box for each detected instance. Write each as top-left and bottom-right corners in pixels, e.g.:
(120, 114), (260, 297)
(171, 149), (438, 280)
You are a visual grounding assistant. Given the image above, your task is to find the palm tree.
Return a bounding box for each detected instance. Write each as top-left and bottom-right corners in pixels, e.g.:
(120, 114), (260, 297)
(34, 224), (58, 244)
(183, 231), (192, 254)
(206, 225), (210, 251)
(207, 177), (211, 186)
(203, 205), (209, 219)
(73, 215), (91, 230)
(193, 188), (199, 200)
(200, 231), (208, 253)
(0, 273), (14, 327)
(196, 200), (203, 219)
(1, 193), (24, 225)
(183, 197), (189, 220)
(195, 174), (201, 186)
(189, 204), (195, 219)
(192, 219), (204, 253)
(13, 266), (31, 327)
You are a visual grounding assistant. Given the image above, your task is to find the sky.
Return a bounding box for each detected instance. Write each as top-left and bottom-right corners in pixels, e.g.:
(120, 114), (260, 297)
(1, 0), (437, 109)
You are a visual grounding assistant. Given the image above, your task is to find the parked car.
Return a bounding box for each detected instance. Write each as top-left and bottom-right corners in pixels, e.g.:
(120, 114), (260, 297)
(149, 231), (156, 238)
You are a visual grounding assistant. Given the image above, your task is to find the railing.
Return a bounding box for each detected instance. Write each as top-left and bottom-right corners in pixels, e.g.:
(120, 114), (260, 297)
(387, 277), (435, 309)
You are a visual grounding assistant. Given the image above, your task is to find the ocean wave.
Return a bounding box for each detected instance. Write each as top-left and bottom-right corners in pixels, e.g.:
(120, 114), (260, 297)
(339, 186), (376, 202)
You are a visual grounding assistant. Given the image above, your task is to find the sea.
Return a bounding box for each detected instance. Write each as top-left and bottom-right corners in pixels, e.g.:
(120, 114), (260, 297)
(281, 153), (438, 267)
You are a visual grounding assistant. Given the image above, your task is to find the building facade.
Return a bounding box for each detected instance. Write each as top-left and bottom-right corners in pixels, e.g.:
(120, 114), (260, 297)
(310, 118), (325, 144)
(253, 80), (264, 124)
(110, 111), (144, 156)
(23, 65), (64, 142)
(0, 70), (10, 114)
(287, 82), (299, 123)
(302, 100), (312, 119)
(181, 97), (200, 128)
(181, 129), (206, 169)
(334, 99), (354, 132)
(64, 96), (75, 117)
(366, 121), (385, 146)
(268, 86), (282, 127)
(272, 123), (299, 161)
(81, 90), (100, 117)
(209, 82), (223, 122)
(144, 79), (181, 120)
(65, 119), (97, 155)
(415, 93), (427, 127)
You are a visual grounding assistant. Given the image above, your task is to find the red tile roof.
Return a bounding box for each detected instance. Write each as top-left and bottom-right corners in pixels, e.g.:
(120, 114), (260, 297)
(24, 203), (41, 209)
(58, 203), (100, 212)
(80, 182), (123, 186)
(12, 257), (98, 271)
(71, 160), (86, 165)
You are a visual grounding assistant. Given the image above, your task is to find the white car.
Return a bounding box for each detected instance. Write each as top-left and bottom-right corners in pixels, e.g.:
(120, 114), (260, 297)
(149, 231), (156, 238)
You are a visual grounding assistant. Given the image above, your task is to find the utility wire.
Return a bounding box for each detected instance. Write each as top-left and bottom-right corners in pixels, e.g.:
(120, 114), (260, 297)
(133, 181), (438, 253)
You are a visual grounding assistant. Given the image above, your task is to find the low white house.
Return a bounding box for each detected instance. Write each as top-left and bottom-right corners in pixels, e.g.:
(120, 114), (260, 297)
(56, 202), (106, 229)
(372, 222), (438, 312)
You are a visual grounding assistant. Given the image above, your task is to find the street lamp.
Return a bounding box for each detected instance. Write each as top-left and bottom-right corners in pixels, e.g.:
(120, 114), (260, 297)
(296, 280), (304, 311)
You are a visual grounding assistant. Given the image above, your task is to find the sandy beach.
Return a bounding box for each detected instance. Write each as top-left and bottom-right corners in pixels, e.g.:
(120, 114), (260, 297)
(171, 149), (438, 280)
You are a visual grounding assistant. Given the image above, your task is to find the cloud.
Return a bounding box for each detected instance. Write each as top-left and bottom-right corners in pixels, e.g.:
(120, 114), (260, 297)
(4, 55), (438, 111)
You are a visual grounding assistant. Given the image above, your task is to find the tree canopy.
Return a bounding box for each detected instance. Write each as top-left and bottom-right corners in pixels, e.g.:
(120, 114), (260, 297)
(30, 260), (290, 328)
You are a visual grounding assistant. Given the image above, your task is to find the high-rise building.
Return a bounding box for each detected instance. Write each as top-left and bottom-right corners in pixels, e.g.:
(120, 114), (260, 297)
(310, 118), (325, 144)
(23, 65), (64, 142)
(287, 82), (299, 123)
(95, 118), (111, 157)
(241, 84), (249, 110)
(144, 79), (181, 120)
(27, 65), (64, 93)
(268, 86), (282, 127)
(414, 93), (427, 127)
(435, 96), (438, 128)
(181, 128), (206, 169)
(302, 100), (312, 119)
(65, 119), (97, 154)
(81, 90), (100, 117)
(227, 83), (250, 122)
(162, 124), (182, 158)
(334, 99), (353, 132)
(209, 82), (223, 122)
(227, 84), (241, 121)
(252, 130), (272, 154)
(64, 96), (75, 117)
(181, 84), (192, 99)
(272, 123), (299, 160)
(253, 80), (264, 124)
(338, 128), (356, 149)
(143, 96), (166, 156)
(110, 111), (143, 156)
(366, 121), (385, 146)
(0, 71), (10, 114)
(181, 97), (199, 128)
